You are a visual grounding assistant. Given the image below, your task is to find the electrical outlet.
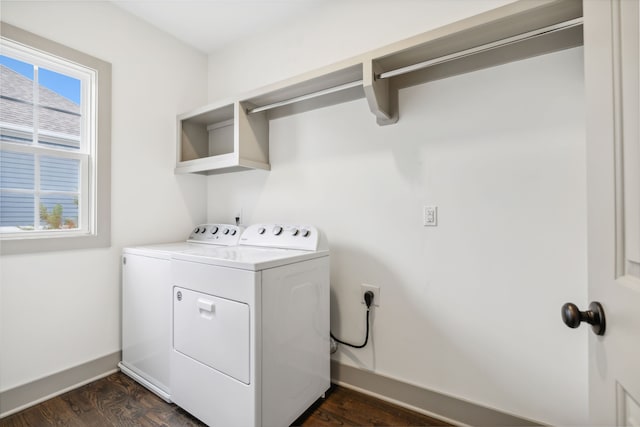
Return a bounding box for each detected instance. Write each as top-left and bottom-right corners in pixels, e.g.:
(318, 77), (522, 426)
(361, 284), (380, 307)
(423, 205), (437, 226)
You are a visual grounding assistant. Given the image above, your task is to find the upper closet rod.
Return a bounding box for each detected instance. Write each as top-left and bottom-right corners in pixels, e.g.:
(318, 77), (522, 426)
(247, 80), (363, 114)
(377, 17), (584, 80)
(247, 17), (582, 115)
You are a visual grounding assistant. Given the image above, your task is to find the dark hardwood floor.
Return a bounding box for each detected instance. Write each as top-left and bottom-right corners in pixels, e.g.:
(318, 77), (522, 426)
(0, 372), (450, 427)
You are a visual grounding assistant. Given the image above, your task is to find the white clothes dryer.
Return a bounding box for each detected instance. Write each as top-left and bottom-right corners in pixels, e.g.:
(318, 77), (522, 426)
(119, 224), (243, 402)
(170, 223), (330, 427)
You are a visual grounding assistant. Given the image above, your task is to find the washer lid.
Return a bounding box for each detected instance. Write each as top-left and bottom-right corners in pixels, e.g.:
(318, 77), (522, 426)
(172, 245), (329, 271)
(123, 223), (245, 257)
(123, 242), (203, 258)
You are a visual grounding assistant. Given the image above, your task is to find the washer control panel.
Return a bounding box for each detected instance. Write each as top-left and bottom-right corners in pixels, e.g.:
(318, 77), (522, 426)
(187, 224), (244, 245)
(240, 224), (319, 250)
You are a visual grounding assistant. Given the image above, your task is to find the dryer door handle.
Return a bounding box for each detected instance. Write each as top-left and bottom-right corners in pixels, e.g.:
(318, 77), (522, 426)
(197, 299), (215, 313)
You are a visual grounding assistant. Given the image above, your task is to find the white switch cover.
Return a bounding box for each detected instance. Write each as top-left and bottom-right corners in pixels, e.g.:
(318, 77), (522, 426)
(423, 206), (437, 226)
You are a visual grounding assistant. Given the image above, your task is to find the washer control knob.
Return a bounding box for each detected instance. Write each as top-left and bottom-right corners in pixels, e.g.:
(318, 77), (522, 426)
(194, 227), (200, 234)
(290, 228), (299, 236)
(301, 229), (311, 237)
(222, 228), (230, 235)
(258, 227), (266, 235)
(200, 227), (206, 234)
(230, 229), (237, 236)
(209, 226), (219, 234)
(273, 226), (283, 236)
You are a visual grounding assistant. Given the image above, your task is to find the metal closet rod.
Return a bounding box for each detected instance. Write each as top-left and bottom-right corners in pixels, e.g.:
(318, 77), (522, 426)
(247, 80), (363, 114)
(246, 17), (582, 115)
(378, 17), (584, 80)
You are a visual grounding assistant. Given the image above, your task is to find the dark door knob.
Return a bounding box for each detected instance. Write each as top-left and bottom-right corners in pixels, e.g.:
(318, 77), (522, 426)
(561, 301), (606, 336)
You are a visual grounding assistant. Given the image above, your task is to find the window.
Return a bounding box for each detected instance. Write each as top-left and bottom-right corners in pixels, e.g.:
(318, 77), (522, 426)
(1, 45), (89, 234)
(0, 23), (111, 254)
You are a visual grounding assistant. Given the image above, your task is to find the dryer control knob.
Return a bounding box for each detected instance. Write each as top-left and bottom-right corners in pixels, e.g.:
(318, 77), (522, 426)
(200, 227), (206, 234)
(301, 229), (311, 237)
(209, 226), (219, 234)
(230, 229), (237, 236)
(258, 227), (266, 235)
(273, 226), (283, 236)
(194, 227), (200, 234)
(222, 228), (230, 235)
(290, 228), (299, 236)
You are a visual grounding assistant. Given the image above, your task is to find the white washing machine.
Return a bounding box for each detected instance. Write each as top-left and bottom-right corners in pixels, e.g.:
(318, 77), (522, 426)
(119, 223), (243, 402)
(170, 223), (330, 427)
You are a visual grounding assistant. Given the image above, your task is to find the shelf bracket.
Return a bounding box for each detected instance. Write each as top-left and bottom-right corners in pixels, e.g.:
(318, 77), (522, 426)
(363, 59), (398, 126)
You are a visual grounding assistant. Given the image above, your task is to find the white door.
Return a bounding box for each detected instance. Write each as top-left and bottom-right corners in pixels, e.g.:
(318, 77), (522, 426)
(583, 0), (640, 424)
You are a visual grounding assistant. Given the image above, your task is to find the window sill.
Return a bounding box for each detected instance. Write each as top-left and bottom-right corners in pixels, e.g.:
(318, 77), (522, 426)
(1, 230), (110, 255)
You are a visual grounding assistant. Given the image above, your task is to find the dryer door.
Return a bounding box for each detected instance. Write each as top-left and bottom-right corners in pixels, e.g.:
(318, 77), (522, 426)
(173, 286), (250, 384)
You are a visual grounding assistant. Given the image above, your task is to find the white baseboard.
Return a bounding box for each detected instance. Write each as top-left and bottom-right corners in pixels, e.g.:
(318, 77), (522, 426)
(330, 361), (541, 427)
(0, 351), (121, 418)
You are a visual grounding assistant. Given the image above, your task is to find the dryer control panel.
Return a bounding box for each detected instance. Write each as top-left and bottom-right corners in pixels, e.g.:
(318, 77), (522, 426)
(187, 224), (244, 245)
(239, 224), (320, 251)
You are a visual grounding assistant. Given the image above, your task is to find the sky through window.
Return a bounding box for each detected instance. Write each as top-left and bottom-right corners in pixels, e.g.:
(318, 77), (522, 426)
(0, 55), (80, 104)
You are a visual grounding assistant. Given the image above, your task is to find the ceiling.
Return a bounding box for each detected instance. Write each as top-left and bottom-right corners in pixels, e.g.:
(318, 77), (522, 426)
(111, 0), (326, 54)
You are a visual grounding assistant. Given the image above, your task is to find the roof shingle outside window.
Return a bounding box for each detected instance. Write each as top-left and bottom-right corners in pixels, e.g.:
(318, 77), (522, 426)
(0, 64), (80, 140)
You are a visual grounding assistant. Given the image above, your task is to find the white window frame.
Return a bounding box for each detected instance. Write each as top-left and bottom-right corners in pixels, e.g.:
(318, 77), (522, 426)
(1, 40), (93, 237)
(0, 23), (111, 254)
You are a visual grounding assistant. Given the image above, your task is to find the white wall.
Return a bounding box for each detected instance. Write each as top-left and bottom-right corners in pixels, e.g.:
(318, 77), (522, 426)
(207, 0), (516, 100)
(0, 2), (207, 392)
(205, 2), (588, 425)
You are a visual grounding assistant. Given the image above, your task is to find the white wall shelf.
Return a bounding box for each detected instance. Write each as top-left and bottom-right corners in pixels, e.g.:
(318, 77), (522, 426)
(176, 101), (269, 175)
(176, 0), (583, 174)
